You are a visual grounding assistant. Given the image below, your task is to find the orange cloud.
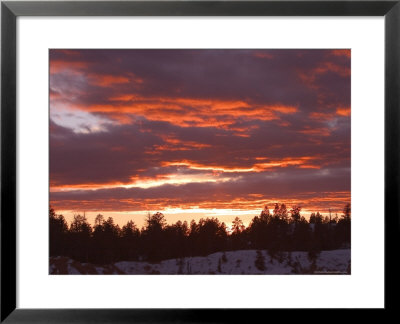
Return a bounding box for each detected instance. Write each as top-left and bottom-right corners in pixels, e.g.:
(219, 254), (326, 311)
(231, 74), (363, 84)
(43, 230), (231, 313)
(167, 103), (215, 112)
(50, 190), (351, 218)
(70, 96), (297, 131)
(331, 49), (351, 58)
(149, 136), (212, 152)
(89, 75), (131, 86)
(299, 127), (331, 137)
(161, 161), (257, 173)
(336, 107), (351, 117)
(50, 90), (62, 100)
(50, 181), (127, 192)
(254, 157), (318, 170)
(55, 50), (82, 56)
(162, 156), (319, 173)
(50, 60), (88, 74)
(268, 105), (298, 114)
(50, 172), (233, 192)
(253, 52), (274, 59)
(315, 62), (350, 77)
(109, 94), (136, 101)
(88, 73), (144, 87)
(298, 164), (321, 169)
(309, 112), (335, 121)
(298, 60), (350, 88)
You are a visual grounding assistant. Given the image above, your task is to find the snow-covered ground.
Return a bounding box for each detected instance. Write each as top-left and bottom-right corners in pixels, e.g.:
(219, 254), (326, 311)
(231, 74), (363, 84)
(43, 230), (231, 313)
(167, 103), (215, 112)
(49, 249), (350, 275)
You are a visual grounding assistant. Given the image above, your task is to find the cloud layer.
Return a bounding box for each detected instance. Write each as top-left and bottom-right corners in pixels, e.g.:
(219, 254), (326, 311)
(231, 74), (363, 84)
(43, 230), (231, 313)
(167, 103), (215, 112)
(50, 49), (351, 216)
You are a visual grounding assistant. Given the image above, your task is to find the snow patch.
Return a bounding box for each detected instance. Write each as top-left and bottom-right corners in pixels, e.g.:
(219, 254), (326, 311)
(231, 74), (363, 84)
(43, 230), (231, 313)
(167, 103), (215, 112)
(50, 249), (350, 275)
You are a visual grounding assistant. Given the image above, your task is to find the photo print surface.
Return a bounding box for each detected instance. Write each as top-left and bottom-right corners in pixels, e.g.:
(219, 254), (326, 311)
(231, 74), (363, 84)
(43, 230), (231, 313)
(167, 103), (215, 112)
(49, 49), (351, 274)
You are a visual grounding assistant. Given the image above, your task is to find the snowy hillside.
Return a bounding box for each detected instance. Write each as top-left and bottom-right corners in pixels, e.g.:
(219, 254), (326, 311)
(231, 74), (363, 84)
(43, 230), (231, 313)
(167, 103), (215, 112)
(50, 249), (350, 275)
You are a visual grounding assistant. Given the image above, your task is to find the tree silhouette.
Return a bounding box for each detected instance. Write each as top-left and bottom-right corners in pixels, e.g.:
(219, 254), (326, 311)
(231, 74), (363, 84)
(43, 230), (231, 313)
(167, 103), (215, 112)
(69, 214), (92, 262)
(94, 214), (104, 226)
(142, 212), (167, 261)
(273, 203), (289, 223)
(49, 202), (351, 265)
(260, 205), (271, 222)
(145, 212), (167, 232)
(231, 217), (245, 235)
(120, 220), (140, 261)
(343, 203), (351, 220)
(231, 217), (246, 249)
(335, 203), (351, 247)
(290, 206), (301, 223)
(49, 207), (68, 257)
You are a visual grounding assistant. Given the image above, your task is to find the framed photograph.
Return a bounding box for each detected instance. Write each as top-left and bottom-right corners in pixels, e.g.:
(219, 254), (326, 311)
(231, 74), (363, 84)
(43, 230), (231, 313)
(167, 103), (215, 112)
(1, 0), (398, 321)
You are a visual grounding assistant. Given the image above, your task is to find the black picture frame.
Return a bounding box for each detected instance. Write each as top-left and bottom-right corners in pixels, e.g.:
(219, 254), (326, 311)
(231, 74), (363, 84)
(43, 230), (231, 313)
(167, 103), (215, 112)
(1, 0), (398, 321)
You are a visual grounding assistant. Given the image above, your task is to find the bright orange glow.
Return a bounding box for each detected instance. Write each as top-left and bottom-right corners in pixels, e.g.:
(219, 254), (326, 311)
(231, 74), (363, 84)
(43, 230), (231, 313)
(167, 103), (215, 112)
(270, 105), (298, 114)
(161, 161), (257, 173)
(336, 107), (351, 117)
(162, 156), (318, 173)
(298, 164), (321, 169)
(50, 173), (233, 192)
(150, 142), (211, 152)
(51, 190), (351, 228)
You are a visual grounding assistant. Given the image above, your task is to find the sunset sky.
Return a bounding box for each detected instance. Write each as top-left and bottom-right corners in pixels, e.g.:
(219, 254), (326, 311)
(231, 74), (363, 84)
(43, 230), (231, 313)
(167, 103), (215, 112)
(49, 49), (350, 228)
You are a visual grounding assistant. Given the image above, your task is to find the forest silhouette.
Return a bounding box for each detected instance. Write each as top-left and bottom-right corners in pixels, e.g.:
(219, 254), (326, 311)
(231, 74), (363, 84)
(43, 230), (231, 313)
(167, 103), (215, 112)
(50, 203), (351, 265)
